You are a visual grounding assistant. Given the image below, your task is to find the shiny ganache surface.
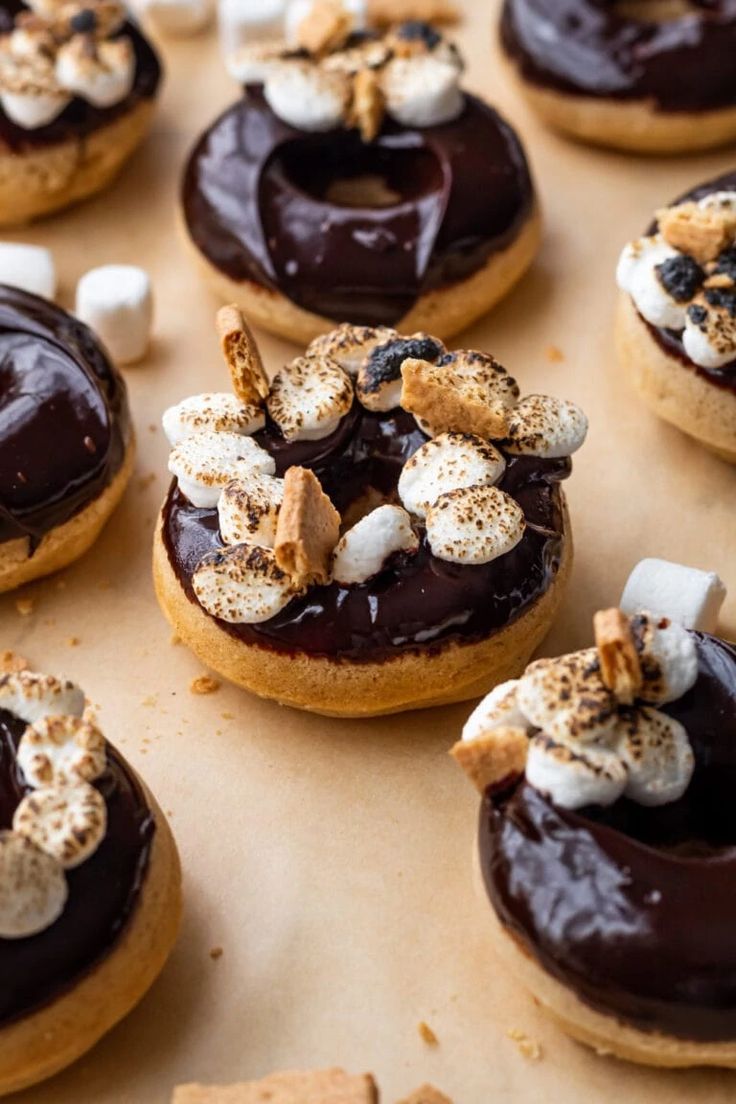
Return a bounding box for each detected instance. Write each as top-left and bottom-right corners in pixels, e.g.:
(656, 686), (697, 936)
(0, 285), (130, 547)
(500, 0), (736, 111)
(181, 88), (534, 326)
(480, 633), (736, 1042)
(162, 406), (569, 662)
(0, 708), (154, 1025)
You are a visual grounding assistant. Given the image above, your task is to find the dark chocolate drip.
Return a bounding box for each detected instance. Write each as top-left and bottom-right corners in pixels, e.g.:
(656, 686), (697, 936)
(161, 405), (569, 662)
(500, 0), (736, 112)
(0, 708), (154, 1025)
(181, 89), (534, 326)
(0, 285), (130, 547)
(480, 633), (736, 1043)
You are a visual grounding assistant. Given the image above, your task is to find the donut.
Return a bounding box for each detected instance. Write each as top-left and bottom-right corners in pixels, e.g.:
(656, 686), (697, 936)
(152, 308), (588, 717)
(499, 0), (736, 154)
(0, 284), (134, 592)
(181, 16), (540, 345)
(453, 600), (736, 1067)
(0, 657), (181, 1095)
(0, 0), (162, 225)
(615, 172), (736, 463)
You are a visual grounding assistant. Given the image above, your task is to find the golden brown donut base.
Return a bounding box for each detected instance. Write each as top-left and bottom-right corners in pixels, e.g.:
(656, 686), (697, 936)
(152, 501), (571, 717)
(615, 293), (736, 463)
(180, 206), (542, 346)
(0, 437), (135, 594)
(0, 100), (156, 227)
(0, 784), (182, 1096)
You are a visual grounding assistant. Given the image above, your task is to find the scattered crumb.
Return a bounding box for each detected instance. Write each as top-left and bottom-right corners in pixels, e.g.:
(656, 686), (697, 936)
(15, 597), (34, 617)
(137, 472), (156, 491)
(545, 345), (564, 363)
(418, 1021), (438, 1046)
(507, 1028), (542, 1060)
(0, 650), (28, 673)
(221, 711), (234, 721)
(142, 695), (158, 708)
(170, 633), (181, 646)
(66, 636), (80, 647)
(190, 675), (221, 695)
(148, 423), (157, 433)
(209, 946), (223, 960)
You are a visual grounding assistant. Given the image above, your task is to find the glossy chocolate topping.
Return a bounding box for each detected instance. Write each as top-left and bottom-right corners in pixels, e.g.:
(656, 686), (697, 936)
(500, 0), (736, 112)
(181, 89), (534, 326)
(0, 1), (161, 153)
(481, 633), (736, 1042)
(0, 285), (130, 548)
(162, 405), (570, 662)
(0, 707), (154, 1025)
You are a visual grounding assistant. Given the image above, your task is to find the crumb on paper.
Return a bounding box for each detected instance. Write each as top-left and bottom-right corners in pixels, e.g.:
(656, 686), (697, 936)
(209, 946), (224, 960)
(418, 1021), (438, 1046)
(67, 636), (80, 647)
(170, 633), (181, 646)
(221, 711), (235, 721)
(15, 597), (34, 617)
(138, 472), (156, 491)
(190, 675), (221, 695)
(148, 423), (157, 433)
(507, 1028), (542, 1060)
(142, 695), (158, 708)
(545, 345), (564, 363)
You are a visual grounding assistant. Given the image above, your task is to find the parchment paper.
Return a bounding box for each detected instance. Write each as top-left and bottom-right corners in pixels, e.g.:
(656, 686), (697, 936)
(3, 2), (736, 1100)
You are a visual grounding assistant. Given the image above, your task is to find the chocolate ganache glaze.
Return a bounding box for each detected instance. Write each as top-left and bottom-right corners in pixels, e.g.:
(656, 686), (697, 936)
(500, 0), (736, 112)
(0, 286), (130, 548)
(181, 88), (534, 326)
(0, 708), (154, 1025)
(481, 633), (736, 1042)
(162, 406), (570, 662)
(0, 1), (161, 153)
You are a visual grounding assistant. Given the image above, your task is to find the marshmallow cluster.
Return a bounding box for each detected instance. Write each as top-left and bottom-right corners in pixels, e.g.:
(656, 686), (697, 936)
(0, 668), (108, 939)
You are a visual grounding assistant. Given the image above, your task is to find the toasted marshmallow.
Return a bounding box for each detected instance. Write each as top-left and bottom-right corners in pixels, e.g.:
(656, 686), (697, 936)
(75, 264), (153, 364)
(56, 35), (135, 108)
(168, 430), (276, 508)
(0, 85), (69, 126)
(193, 542), (298, 624)
(13, 782), (107, 868)
(381, 54), (462, 128)
(307, 323), (398, 377)
(0, 48), (70, 127)
(226, 39), (285, 82)
(0, 242), (55, 299)
(322, 37), (390, 74)
(620, 558), (726, 634)
(0, 830), (67, 939)
(617, 706), (694, 807)
(502, 395), (588, 458)
(442, 350), (520, 405)
(17, 715), (106, 789)
(616, 235), (690, 330)
(698, 190), (736, 214)
(426, 484), (525, 565)
(162, 393), (265, 447)
(284, 0), (366, 45)
(462, 679), (529, 742)
(332, 504), (417, 584)
(398, 432), (505, 519)
(683, 295), (736, 369)
(356, 333), (444, 412)
(526, 734), (627, 810)
(0, 670), (85, 725)
(218, 473), (284, 547)
(264, 60), (349, 131)
(133, 0), (213, 36)
(267, 355), (353, 442)
(517, 649), (619, 746)
(630, 612), (699, 705)
(218, 0), (285, 61)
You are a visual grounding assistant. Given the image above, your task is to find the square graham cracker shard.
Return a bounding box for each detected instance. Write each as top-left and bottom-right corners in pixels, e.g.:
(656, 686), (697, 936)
(172, 1068), (379, 1104)
(593, 608), (643, 705)
(216, 304), (270, 406)
(450, 726), (528, 793)
(400, 358), (510, 439)
(396, 1088), (453, 1104)
(274, 467), (340, 587)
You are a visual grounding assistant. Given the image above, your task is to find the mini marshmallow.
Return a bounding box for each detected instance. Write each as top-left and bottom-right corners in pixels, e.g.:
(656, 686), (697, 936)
(0, 670), (85, 725)
(193, 542), (298, 623)
(132, 0), (213, 36)
(55, 36), (135, 108)
(307, 323), (398, 377)
(525, 734), (627, 811)
(75, 264), (153, 364)
(0, 830), (67, 939)
(398, 432), (505, 519)
(264, 60), (349, 131)
(0, 242), (55, 299)
(630, 612), (699, 705)
(218, 473), (284, 547)
(617, 707), (694, 807)
(17, 715), (107, 789)
(226, 40), (285, 83)
(616, 235), (689, 330)
(683, 296), (736, 370)
(698, 190), (736, 214)
(284, 0), (366, 45)
(381, 54), (463, 128)
(502, 395), (588, 458)
(218, 0), (285, 66)
(356, 333), (444, 412)
(168, 430), (276, 508)
(441, 350), (520, 407)
(332, 504), (417, 584)
(517, 649), (619, 746)
(267, 355), (353, 442)
(620, 558), (726, 633)
(13, 782), (107, 868)
(462, 679), (529, 742)
(162, 393), (265, 447)
(425, 484), (525, 565)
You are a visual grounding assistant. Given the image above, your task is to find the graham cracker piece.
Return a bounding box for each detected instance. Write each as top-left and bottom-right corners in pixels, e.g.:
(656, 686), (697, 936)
(172, 1069), (378, 1104)
(216, 305), (270, 405)
(367, 0), (459, 26)
(593, 608), (643, 704)
(401, 358), (510, 439)
(296, 0), (351, 54)
(349, 68), (385, 142)
(450, 726), (528, 793)
(0, 650), (29, 674)
(657, 202), (736, 265)
(274, 467), (340, 586)
(395, 1087), (453, 1104)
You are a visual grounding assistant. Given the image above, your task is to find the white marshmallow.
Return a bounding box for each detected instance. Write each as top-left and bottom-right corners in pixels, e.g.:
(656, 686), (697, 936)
(332, 504), (418, 585)
(226, 40), (285, 83)
(0, 831), (67, 939)
(75, 265), (153, 365)
(168, 430), (276, 508)
(218, 473), (284, 547)
(425, 484), (525, 566)
(517, 649), (619, 747)
(683, 300), (736, 370)
(620, 558), (726, 634)
(17, 715), (107, 789)
(284, 0), (366, 45)
(398, 432), (505, 519)
(307, 324), (398, 377)
(0, 87), (70, 128)
(526, 734), (627, 811)
(133, 0), (213, 36)
(382, 55), (463, 128)
(442, 350), (520, 409)
(698, 190), (736, 214)
(267, 355), (353, 442)
(193, 542), (298, 623)
(0, 671), (85, 725)
(13, 783), (107, 869)
(616, 235), (688, 330)
(630, 612), (699, 705)
(617, 707), (694, 807)
(219, 0), (286, 61)
(55, 37), (135, 108)
(264, 60), (349, 131)
(503, 395), (588, 459)
(0, 243), (56, 300)
(162, 393), (264, 447)
(462, 680), (529, 743)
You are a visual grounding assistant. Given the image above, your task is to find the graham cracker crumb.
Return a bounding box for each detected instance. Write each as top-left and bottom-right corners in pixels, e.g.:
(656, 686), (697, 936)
(66, 636), (80, 647)
(401, 358), (510, 439)
(209, 945), (223, 960)
(658, 201), (736, 265)
(396, 1086), (453, 1104)
(594, 608), (642, 705)
(450, 726), (528, 793)
(349, 67), (385, 142)
(418, 1021), (438, 1046)
(138, 472), (156, 491)
(507, 1028), (542, 1061)
(15, 597), (34, 617)
(190, 675), (221, 695)
(216, 304), (270, 405)
(545, 345), (564, 363)
(170, 633), (181, 646)
(0, 650), (29, 674)
(274, 466), (340, 586)
(297, 0), (351, 53)
(368, 0), (459, 26)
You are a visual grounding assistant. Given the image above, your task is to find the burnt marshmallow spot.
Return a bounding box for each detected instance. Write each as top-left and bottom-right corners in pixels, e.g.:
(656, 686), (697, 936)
(70, 8), (97, 32)
(715, 246), (736, 283)
(362, 336), (443, 393)
(704, 286), (736, 317)
(395, 20), (442, 49)
(687, 304), (708, 326)
(655, 255), (705, 303)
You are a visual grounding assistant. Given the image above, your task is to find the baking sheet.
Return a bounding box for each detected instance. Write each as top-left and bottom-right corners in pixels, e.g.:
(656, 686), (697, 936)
(3, 1), (736, 1100)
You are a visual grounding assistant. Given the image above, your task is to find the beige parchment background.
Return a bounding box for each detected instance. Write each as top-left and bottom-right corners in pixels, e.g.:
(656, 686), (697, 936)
(2, 1), (736, 1100)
